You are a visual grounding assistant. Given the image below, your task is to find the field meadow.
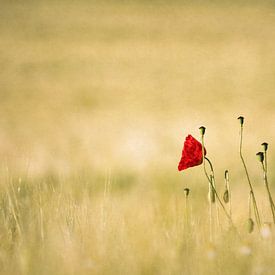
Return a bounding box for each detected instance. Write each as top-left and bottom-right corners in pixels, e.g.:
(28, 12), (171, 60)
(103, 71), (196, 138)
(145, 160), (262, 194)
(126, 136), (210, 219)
(1, 1), (275, 274)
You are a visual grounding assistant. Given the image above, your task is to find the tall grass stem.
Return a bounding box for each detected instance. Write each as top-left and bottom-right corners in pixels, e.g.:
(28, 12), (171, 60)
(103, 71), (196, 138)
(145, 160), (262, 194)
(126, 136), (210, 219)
(239, 124), (261, 229)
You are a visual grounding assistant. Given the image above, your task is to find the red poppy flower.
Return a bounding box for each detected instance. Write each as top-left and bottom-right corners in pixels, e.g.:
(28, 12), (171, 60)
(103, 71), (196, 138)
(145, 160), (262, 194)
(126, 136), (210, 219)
(178, 135), (206, 171)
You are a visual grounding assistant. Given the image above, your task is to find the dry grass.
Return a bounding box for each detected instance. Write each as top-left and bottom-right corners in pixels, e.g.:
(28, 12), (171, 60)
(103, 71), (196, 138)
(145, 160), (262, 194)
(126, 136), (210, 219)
(1, 1), (275, 274)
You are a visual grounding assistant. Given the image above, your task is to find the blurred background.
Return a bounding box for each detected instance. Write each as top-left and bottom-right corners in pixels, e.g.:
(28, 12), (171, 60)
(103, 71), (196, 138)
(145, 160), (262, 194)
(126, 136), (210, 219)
(1, 0), (275, 201)
(2, 1), (275, 274)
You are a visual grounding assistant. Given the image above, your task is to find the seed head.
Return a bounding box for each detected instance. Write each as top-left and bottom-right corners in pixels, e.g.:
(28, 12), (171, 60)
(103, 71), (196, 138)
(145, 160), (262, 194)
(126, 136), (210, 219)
(256, 152), (264, 163)
(247, 218), (254, 233)
(224, 170), (229, 181)
(223, 189), (229, 203)
(261, 142), (268, 152)
(238, 116), (244, 126)
(183, 188), (190, 197)
(209, 177), (215, 203)
(199, 126), (206, 136)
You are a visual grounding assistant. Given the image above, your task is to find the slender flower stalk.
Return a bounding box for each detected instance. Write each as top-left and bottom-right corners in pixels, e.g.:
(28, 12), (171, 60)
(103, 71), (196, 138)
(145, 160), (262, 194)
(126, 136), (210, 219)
(200, 126), (214, 241)
(248, 191), (252, 220)
(262, 142), (268, 174)
(183, 188), (190, 230)
(238, 116), (261, 229)
(248, 191), (254, 233)
(223, 170), (232, 218)
(209, 166), (221, 230)
(199, 127), (236, 231)
(256, 151), (275, 224)
(208, 175), (214, 242)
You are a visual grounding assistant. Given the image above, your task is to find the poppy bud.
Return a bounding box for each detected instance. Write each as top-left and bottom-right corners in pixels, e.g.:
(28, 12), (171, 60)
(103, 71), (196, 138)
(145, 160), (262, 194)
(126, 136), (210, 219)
(183, 188), (190, 197)
(247, 218), (254, 233)
(209, 180), (215, 203)
(224, 170), (229, 181)
(199, 126), (206, 136)
(209, 190), (215, 203)
(223, 189), (229, 203)
(256, 152), (264, 163)
(238, 116), (244, 125)
(261, 142), (268, 152)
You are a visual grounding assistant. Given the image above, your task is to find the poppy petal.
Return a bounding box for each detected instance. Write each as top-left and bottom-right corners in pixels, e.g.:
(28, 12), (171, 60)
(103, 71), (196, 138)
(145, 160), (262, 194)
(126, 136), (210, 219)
(178, 135), (206, 171)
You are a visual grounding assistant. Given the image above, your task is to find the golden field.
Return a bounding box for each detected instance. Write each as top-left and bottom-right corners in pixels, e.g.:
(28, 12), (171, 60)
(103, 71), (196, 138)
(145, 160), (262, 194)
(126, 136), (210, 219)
(1, 1), (275, 274)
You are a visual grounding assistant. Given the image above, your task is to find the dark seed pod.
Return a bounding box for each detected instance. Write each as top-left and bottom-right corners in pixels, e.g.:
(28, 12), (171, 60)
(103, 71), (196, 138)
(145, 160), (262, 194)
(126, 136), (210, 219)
(183, 188), (190, 197)
(247, 218), (254, 233)
(224, 170), (229, 181)
(256, 152), (264, 163)
(223, 189), (229, 203)
(209, 186), (215, 203)
(199, 126), (206, 136)
(261, 142), (268, 152)
(238, 116), (244, 125)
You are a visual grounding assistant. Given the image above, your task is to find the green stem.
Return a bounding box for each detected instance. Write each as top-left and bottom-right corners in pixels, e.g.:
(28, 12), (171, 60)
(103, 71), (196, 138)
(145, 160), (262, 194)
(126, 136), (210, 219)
(261, 162), (275, 224)
(201, 135), (214, 242)
(248, 191), (252, 219)
(184, 195), (189, 230)
(208, 180), (213, 242)
(225, 173), (232, 218)
(239, 125), (261, 228)
(264, 151), (267, 175)
(201, 135), (237, 231)
(205, 157), (233, 224)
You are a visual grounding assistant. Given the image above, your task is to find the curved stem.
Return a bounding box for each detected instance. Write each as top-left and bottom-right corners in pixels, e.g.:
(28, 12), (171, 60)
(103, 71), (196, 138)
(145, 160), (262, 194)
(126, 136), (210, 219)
(264, 151), (267, 175)
(184, 195), (189, 231)
(205, 157), (220, 228)
(208, 180), (213, 242)
(248, 191), (252, 219)
(225, 172), (232, 218)
(205, 157), (234, 225)
(201, 135), (237, 233)
(201, 135), (214, 241)
(239, 125), (261, 228)
(262, 162), (275, 224)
